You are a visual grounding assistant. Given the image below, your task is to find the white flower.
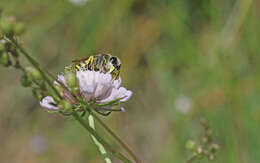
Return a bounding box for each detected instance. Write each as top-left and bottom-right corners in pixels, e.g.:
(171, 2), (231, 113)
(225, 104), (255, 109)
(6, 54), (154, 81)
(76, 71), (132, 103)
(40, 70), (132, 112)
(40, 96), (59, 111)
(68, 0), (89, 6)
(175, 95), (193, 114)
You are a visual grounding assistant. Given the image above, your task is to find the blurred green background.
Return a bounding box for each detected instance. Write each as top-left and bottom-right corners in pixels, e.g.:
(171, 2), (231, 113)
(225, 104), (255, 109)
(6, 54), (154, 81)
(0, 0), (259, 162)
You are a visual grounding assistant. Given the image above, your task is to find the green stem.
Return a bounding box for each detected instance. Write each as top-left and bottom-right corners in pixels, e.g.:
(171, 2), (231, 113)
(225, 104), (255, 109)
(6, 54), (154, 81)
(88, 114), (112, 163)
(89, 111), (141, 163)
(8, 37), (61, 98)
(73, 112), (132, 163)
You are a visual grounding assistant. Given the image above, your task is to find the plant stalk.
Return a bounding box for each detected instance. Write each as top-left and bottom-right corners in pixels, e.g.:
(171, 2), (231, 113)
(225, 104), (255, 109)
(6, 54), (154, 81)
(88, 114), (112, 163)
(8, 37), (61, 98)
(73, 112), (132, 163)
(90, 110), (141, 163)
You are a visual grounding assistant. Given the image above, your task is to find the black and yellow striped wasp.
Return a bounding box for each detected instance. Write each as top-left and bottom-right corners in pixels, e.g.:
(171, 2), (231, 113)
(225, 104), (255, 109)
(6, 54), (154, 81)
(66, 53), (121, 80)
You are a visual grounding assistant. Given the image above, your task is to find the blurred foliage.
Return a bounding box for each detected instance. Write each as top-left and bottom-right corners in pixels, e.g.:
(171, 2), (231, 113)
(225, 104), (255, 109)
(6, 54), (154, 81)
(0, 0), (260, 162)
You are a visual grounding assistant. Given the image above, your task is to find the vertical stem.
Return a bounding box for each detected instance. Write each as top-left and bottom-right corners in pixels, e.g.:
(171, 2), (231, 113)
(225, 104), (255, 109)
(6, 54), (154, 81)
(90, 111), (141, 163)
(73, 112), (132, 163)
(9, 38), (61, 98)
(88, 114), (112, 163)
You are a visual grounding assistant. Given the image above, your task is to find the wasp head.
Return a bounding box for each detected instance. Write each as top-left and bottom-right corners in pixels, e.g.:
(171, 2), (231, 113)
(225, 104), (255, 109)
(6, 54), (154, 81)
(109, 56), (121, 71)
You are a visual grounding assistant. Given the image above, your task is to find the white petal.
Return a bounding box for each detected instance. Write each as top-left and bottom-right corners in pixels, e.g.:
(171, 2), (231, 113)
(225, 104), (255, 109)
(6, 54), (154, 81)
(40, 96), (59, 110)
(54, 74), (68, 88)
(99, 73), (113, 85)
(57, 74), (66, 85)
(94, 73), (113, 99)
(77, 71), (95, 92)
(77, 71), (98, 101)
(74, 70), (132, 104)
(98, 86), (133, 103)
(94, 84), (107, 98)
(87, 71), (95, 84)
(118, 87), (133, 102)
(113, 77), (122, 89)
(98, 88), (119, 103)
(97, 86), (113, 101)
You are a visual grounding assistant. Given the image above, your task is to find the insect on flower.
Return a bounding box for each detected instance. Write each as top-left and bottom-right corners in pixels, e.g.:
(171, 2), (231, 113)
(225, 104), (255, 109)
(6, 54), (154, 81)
(40, 53), (132, 117)
(68, 53), (121, 80)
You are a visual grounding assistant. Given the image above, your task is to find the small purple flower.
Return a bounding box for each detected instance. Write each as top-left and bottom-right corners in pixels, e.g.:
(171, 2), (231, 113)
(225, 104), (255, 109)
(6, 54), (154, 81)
(76, 71), (132, 103)
(40, 70), (132, 112)
(40, 96), (59, 111)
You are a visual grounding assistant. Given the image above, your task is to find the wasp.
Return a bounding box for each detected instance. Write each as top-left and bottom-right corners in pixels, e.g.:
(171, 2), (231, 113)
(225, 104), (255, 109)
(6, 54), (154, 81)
(67, 54), (121, 80)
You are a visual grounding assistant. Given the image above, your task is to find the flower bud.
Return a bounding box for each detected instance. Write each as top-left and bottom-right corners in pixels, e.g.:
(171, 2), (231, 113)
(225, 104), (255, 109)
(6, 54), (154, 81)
(25, 67), (42, 81)
(0, 52), (11, 67)
(186, 140), (196, 151)
(20, 74), (32, 87)
(58, 100), (73, 113)
(0, 17), (14, 35)
(65, 71), (77, 90)
(14, 22), (25, 36)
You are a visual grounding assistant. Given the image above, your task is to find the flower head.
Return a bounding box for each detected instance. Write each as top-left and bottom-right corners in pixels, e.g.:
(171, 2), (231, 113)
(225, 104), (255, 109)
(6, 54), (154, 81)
(40, 70), (132, 112)
(76, 71), (132, 103)
(40, 96), (59, 111)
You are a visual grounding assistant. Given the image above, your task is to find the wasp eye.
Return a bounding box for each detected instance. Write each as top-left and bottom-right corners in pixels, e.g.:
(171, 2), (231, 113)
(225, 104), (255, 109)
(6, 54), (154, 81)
(116, 64), (121, 70)
(110, 57), (118, 65)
